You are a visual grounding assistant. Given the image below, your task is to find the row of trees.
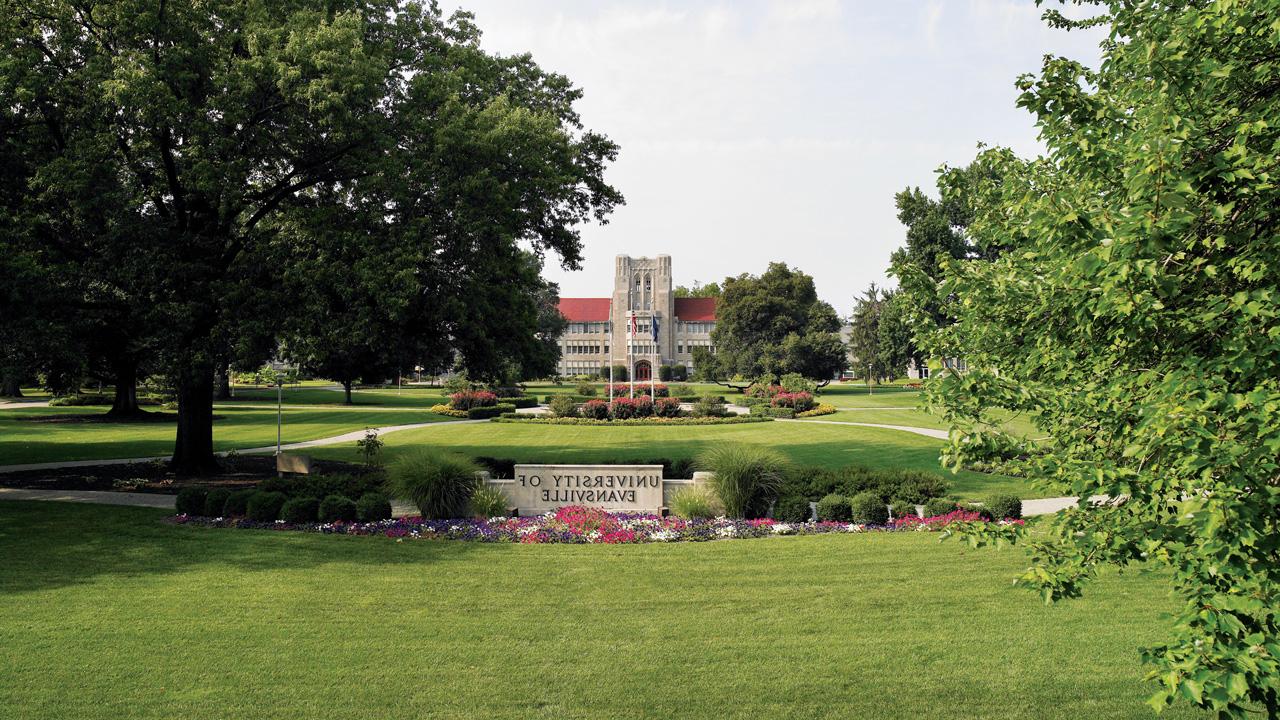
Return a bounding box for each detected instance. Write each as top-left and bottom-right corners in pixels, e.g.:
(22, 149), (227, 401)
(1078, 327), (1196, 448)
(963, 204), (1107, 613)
(0, 0), (620, 471)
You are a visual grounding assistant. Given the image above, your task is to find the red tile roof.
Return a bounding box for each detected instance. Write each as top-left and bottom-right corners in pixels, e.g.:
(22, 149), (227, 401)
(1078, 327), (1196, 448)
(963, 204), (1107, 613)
(558, 298), (611, 322)
(674, 297), (717, 321)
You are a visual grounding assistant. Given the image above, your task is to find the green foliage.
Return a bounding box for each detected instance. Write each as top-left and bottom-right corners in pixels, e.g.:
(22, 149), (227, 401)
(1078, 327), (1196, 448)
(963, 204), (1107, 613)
(281, 497), (321, 524)
(549, 395), (578, 418)
(899, 3), (1280, 715)
(442, 374), (474, 396)
(256, 474), (385, 502)
(778, 465), (950, 506)
(601, 365), (629, 382)
(246, 492), (288, 523)
(668, 486), (721, 520)
(174, 488), (208, 516)
(815, 494), (852, 522)
(355, 492), (393, 522)
(778, 373), (817, 394)
(923, 497), (958, 518)
(356, 429), (383, 468)
(849, 492), (888, 526)
(318, 495), (357, 523)
(223, 489), (257, 517)
(575, 382), (597, 397)
(203, 489), (232, 518)
(772, 496), (812, 523)
(466, 403), (516, 419)
(692, 395), (728, 418)
(469, 486), (512, 519)
(386, 449), (480, 519)
(889, 500), (916, 520)
(982, 494), (1021, 521)
(697, 443), (788, 519)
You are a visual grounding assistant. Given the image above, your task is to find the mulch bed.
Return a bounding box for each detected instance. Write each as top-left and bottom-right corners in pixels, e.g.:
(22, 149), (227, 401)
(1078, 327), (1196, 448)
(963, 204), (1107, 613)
(0, 456), (368, 493)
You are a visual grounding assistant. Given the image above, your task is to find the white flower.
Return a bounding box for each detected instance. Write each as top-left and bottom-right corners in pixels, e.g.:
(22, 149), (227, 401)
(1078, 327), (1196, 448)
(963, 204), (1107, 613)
(650, 530), (676, 542)
(771, 523), (794, 535)
(716, 525), (737, 538)
(846, 523), (865, 532)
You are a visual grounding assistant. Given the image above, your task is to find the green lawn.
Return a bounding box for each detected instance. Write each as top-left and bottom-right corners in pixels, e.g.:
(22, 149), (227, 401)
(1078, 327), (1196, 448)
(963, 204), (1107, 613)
(224, 385), (449, 407)
(307, 419), (1040, 499)
(0, 405), (454, 465)
(0, 501), (1204, 720)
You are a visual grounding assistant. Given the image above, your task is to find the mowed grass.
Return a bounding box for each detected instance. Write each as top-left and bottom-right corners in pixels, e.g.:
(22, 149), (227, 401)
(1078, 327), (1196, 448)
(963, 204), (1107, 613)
(308, 420), (1040, 499)
(0, 405), (453, 465)
(0, 501), (1204, 720)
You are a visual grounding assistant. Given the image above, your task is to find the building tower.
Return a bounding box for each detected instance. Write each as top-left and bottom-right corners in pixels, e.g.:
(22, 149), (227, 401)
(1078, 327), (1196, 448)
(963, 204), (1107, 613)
(609, 255), (674, 380)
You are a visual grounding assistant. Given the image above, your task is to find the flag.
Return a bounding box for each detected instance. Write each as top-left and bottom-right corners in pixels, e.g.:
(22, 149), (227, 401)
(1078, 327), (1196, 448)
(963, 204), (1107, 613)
(651, 316), (660, 344)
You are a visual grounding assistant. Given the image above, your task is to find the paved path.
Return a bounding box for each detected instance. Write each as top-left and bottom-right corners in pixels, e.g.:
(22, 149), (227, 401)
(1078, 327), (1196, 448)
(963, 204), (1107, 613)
(0, 419), (487, 474)
(779, 418), (948, 440)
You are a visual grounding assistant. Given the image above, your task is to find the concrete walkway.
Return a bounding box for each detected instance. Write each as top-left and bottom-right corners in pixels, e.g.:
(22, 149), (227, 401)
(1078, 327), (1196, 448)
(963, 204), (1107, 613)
(0, 419), (488, 474)
(779, 418), (948, 440)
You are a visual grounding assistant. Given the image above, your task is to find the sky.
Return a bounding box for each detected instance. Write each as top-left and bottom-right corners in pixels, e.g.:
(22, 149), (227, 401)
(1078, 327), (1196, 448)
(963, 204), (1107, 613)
(441, 0), (1108, 313)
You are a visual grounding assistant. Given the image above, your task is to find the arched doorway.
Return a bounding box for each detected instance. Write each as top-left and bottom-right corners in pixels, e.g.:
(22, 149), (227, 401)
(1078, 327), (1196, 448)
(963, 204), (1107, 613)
(634, 360), (651, 382)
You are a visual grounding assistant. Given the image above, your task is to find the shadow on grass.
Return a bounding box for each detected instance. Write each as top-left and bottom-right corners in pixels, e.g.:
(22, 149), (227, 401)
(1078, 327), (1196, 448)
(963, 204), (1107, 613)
(0, 501), (479, 596)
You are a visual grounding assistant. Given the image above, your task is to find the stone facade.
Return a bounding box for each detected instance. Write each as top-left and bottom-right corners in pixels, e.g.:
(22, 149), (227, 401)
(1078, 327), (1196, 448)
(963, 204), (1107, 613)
(556, 254), (717, 378)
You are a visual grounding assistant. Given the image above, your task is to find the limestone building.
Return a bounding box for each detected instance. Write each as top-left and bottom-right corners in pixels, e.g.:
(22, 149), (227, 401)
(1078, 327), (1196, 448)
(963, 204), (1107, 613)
(556, 255), (717, 379)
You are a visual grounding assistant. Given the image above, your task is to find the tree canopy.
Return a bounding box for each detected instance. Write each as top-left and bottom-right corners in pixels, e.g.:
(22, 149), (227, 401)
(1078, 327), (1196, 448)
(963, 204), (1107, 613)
(907, 2), (1280, 716)
(0, 0), (621, 470)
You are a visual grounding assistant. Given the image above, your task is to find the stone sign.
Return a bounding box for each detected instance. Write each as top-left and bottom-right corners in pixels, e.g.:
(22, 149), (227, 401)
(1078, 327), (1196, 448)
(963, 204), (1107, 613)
(507, 464), (665, 514)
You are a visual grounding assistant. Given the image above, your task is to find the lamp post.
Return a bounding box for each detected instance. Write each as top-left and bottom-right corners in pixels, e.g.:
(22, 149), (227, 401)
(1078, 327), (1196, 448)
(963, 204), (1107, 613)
(275, 377), (283, 477)
(867, 363), (873, 395)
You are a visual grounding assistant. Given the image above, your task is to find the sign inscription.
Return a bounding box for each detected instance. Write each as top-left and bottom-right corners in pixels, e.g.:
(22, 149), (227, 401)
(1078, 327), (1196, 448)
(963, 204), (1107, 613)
(509, 464), (664, 513)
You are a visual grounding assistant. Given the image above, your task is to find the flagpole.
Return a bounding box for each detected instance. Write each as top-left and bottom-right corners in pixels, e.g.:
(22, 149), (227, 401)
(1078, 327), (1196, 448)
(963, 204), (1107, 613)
(607, 300), (614, 402)
(650, 314), (657, 398)
(628, 310), (634, 399)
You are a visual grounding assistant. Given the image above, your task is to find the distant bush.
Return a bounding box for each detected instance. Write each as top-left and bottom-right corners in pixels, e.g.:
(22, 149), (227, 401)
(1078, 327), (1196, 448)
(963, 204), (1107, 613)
(469, 486), (511, 518)
(473, 456), (517, 478)
(923, 497), (958, 518)
(281, 497), (320, 524)
(773, 495), (813, 523)
(779, 373), (818, 394)
(983, 493), (1023, 520)
(256, 473), (385, 502)
(889, 499), (917, 520)
(668, 486), (720, 519)
(609, 396), (654, 419)
(771, 391), (815, 412)
(692, 395), (728, 418)
(549, 394), (578, 418)
(575, 382), (597, 397)
(465, 403), (514, 419)
(223, 489), (256, 517)
(849, 492), (889, 525)
(246, 491), (287, 522)
(697, 443), (787, 519)
(175, 488), (208, 516)
(503, 396), (538, 409)
(203, 488), (232, 517)
(318, 495), (358, 522)
(816, 493), (852, 522)
(489, 386), (524, 398)
(386, 448), (479, 519)
(449, 390), (497, 410)
(653, 396), (683, 418)
(750, 404), (795, 419)
(355, 492), (393, 521)
(796, 403), (837, 418)
(580, 399), (610, 420)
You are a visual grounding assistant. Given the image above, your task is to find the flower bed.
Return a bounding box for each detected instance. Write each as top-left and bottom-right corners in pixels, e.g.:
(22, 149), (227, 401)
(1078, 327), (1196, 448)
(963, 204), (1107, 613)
(796, 403), (837, 418)
(170, 505), (1022, 543)
(491, 415), (771, 426)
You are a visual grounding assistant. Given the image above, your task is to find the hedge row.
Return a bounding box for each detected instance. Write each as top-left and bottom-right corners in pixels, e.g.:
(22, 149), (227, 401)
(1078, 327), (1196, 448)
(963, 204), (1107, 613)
(175, 486), (392, 523)
(492, 414), (772, 426)
(432, 403), (517, 419)
(749, 405), (796, 419)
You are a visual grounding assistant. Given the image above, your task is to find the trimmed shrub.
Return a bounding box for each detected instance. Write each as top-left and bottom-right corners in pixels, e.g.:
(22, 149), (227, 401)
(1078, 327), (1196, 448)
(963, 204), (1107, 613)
(850, 492), (889, 525)
(466, 403), (515, 419)
(606, 383), (668, 397)
(223, 489), (256, 517)
(658, 364), (673, 381)
(923, 497), (958, 518)
(796, 403), (837, 418)
(692, 394), (728, 418)
(816, 493), (852, 522)
(257, 473), (386, 502)
(773, 495), (813, 523)
(502, 396), (538, 409)
(668, 485), (721, 519)
(449, 390), (498, 410)
(984, 493), (1023, 520)
(490, 386), (524, 398)
(203, 488), (232, 518)
(549, 394), (578, 418)
(601, 364), (628, 381)
(470, 486), (511, 518)
(654, 396), (683, 418)
(750, 404), (795, 419)
(355, 492), (393, 521)
(580, 399), (610, 420)
(575, 382), (597, 397)
(697, 443), (788, 519)
(779, 373), (818, 394)
(668, 364), (688, 381)
(889, 499), (917, 520)
(386, 448), (480, 519)
(318, 494), (358, 522)
(771, 391), (815, 412)
(609, 396), (654, 419)
(280, 497), (320, 524)
(246, 491), (287, 522)
(175, 487), (208, 516)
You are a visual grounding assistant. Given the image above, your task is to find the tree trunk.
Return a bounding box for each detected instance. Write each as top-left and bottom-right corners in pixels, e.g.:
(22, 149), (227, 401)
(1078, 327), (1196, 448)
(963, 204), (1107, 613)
(172, 363), (218, 475)
(0, 374), (22, 398)
(214, 361), (232, 400)
(106, 359), (141, 417)
(342, 380), (353, 405)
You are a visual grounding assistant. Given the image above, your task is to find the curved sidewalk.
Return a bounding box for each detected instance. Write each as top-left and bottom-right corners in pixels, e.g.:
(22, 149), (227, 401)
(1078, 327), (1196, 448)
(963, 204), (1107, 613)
(779, 418), (948, 440)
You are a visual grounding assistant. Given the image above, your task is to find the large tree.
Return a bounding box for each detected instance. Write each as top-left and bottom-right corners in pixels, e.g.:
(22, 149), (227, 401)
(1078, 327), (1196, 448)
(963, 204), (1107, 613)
(912, 2), (1280, 716)
(700, 263), (846, 385)
(1, 1), (620, 471)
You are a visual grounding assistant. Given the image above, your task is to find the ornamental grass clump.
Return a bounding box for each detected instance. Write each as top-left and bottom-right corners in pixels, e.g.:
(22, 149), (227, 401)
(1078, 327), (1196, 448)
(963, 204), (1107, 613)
(668, 485), (721, 520)
(469, 486), (511, 519)
(697, 443), (787, 519)
(386, 448), (480, 519)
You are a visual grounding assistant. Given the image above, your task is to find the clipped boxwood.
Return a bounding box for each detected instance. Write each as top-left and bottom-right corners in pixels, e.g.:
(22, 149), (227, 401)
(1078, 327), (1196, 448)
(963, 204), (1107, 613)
(815, 493), (852, 522)
(773, 495), (813, 523)
(923, 497), (958, 518)
(246, 491), (288, 522)
(203, 488), (232, 518)
(319, 494), (358, 523)
(850, 492), (889, 525)
(504, 396), (538, 409)
(466, 403), (515, 419)
(356, 492), (394, 521)
(984, 493), (1023, 520)
(174, 487), (208, 516)
(280, 496), (320, 524)
(889, 499), (917, 520)
(223, 489), (257, 517)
